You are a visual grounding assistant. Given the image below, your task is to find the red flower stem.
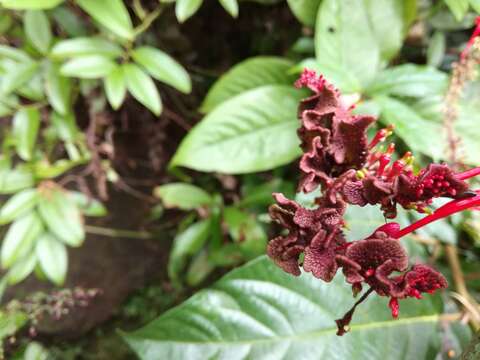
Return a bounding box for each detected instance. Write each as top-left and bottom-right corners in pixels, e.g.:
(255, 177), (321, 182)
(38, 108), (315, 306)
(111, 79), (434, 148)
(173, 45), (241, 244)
(456, 167), (480, 180)
(395, 190), (480, 239)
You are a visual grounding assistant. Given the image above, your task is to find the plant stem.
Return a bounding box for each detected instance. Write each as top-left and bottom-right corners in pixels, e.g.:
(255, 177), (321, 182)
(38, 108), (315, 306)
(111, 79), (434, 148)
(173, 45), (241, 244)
(84, 225), (153, 239)
(395, 191), (480, 239)
(133, 5), (163, 38)
(445, 244), (480, 330)
(456, 167), (480, 180)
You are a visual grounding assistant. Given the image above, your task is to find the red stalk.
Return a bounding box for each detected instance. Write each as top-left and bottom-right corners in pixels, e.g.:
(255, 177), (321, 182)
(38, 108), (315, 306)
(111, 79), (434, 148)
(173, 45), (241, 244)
(456, 167), (480, 180)
(395, 190), (480, 239)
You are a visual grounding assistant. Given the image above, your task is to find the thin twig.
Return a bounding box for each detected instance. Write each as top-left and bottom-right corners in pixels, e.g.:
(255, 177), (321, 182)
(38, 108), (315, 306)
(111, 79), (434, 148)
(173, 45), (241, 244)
(85, 225), (153, 239)
(445, 244), (480, 330)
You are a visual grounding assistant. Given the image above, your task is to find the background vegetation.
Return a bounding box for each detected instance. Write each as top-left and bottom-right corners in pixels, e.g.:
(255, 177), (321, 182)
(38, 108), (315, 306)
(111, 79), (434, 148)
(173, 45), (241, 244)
(0, 0), (479, 358)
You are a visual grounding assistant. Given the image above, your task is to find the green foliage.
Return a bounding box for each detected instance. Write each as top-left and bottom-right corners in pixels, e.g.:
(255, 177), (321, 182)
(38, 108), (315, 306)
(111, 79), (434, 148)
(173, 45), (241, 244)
(172, 86), (304, 173)
(123, 256), (454, 359)
(200, 57), (295, 113)
(154, 183), (213, 210)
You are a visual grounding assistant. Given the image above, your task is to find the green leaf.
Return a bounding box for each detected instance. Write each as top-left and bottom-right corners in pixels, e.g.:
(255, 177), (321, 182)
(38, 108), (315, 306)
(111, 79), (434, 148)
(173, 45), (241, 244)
(24, 10), (52, 54)
(123, 63), (162, 115)
(0, 45), (31, 62)
(366, 64), (448, 98)
(68, 191), (107, 217)
(76, 0), (133, 40)
(154, 183), (213, 210)
(51, 6), (88, 37)
(175, 0), (203, 22)
(12, 107), (40, 161)
(0, 167), (34, 194)
(374, 96), (444, 160)
(287, 0), (322, 26)
(169, 220), (211, 284)
(37, 187), (85, 247)
(1, 212), (43, 268)
(60, 55), (116, 79)
(7, 253), (36, 285)
(455, 86), (480, 166)
(0, 311), (28, 341)
(50, 37), (123, 59)
(223, 207), (267, 259)
(444, 0), (469, 21)
(201, 57), (294, 113)
(172, 85), (303, 173)
(132, 46), (191, 94)
(44, 62), (72, 115)
(17, 72), (44, 101)
(124, 256), (448, 360)
(315, 0), (380, 91)
(0, 0), (64, 9)
(0, 61), (38, 95)
(185, 249), (214, 286)
(104, 65), (126, 110)
(219, 0), (239, 17)
(50, 112), (79, 142)
(315, 0), (408, 91)
(427, 31), (446, 67)
(471, 0), (480, 13)
(0, 188), (38, 225)
(36, 233), (67, 285)
(24, 342), (49, 360)
(364, 0), (407, 60)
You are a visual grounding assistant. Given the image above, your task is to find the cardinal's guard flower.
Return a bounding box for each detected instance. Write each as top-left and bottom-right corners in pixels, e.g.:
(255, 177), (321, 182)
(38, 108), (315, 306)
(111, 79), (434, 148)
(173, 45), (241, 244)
(267, 68), (480, 336)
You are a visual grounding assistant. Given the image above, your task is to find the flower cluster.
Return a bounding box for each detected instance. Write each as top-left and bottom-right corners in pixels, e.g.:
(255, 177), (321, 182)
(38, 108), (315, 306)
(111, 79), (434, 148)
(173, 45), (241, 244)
(268, 69), (480, 335)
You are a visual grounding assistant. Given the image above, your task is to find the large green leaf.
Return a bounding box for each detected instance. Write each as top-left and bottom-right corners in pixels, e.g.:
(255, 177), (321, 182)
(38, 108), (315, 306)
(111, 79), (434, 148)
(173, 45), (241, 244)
(0, 188), (38, 225)
(287, 0), (322, 26)
(315, 0), (408, 92)
(219, 0), (239, 17)
(124, 256), (449, 360)
(0, 61), (38, 95)
(175, 0), (203, 23)
(35, 233), (67, 285)
(201, 57), (294, 113)
(44, 62), (72, 115)
(76, 0), (133, 40)
(24, 10), (52, 54)
(0, 167), (34, 194)
(366, 64), (448, 98)
(169, 219), (211, 284)
(12, 107), (40, 161)
(154, 183), (213, 210)
(104, 65), (126, 110)
(315, 0), (380, 91)
(7, 252), (36, 285)
(37, 187), (85, 247)
(0, 0), (64, 9)
(1, 212), (43, 268)
(123, 63), (162, 116)
(60, 55), (116, 79)
(364, 0), (408, 60)
(374, 96), (444, 161)
(172, 85), (304, 173)
(444, 0), (469, 21)
(455, 87), (480, 166)
(132, 46), (191, 94)
(50, 37), (123, 59)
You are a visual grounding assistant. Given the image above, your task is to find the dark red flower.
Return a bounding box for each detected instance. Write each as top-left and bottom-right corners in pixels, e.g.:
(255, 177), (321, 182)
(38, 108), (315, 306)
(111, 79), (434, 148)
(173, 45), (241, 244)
(296, 73), (375, 193)
(336, 232), (408, 296)
(267, 193), (345, 277)
(269, 68), (480, 337)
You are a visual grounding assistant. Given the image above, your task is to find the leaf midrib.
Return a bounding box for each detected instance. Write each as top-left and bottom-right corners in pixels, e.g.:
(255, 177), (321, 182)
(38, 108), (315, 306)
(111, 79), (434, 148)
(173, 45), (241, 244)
(193, 120), (298, 150)
(130, 314), (438, 346)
